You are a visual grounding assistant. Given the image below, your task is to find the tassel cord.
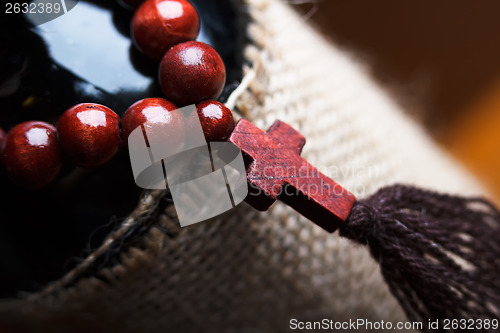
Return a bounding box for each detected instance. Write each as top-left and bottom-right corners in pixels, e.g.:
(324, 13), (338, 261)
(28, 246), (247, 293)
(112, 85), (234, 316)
(339, 185), (500, 332)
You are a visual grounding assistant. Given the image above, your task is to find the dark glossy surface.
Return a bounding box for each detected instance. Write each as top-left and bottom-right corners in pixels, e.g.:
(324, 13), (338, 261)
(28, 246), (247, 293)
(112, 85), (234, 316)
(122, 97), (184, 144)
(57, 103), (121, 168)
(0, 0), (245, 298)
(159, 41), (226, 106)
(195, 100), (234, 142)
(1, 121), (61, 188)
(132, 0), (200, 59)
(118, 0), (145, 10)
(0, 0), (244, 126)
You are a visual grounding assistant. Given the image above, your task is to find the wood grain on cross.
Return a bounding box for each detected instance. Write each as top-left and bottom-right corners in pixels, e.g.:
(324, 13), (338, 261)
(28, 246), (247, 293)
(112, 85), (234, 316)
(228, 119), (356, 232)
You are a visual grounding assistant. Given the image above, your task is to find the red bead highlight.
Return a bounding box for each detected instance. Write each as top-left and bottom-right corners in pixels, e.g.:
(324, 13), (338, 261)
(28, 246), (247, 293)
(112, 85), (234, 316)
(195, 100), (234, 141)
(122, 98), (185, 148)
(132, 0), (200, 59)
(159, 41), (226, 106)
(57, 103), (121, 168)
(1, 121), (62, 188)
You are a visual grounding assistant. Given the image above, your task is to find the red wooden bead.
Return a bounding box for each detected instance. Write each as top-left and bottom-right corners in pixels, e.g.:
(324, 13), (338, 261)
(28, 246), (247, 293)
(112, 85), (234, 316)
(195, 100), (234, 141)
(159, 41), (226, 106)
(1, 121), (62, 188)
(132, 0), (200, 59)
(122, 98), (185, 148)
(57, 103), (121, 168)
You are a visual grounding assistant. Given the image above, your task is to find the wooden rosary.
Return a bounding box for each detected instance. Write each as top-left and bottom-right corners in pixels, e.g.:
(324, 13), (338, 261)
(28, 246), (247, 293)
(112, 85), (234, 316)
(1, 1), (499, 329)
(0, 0), (355, 233)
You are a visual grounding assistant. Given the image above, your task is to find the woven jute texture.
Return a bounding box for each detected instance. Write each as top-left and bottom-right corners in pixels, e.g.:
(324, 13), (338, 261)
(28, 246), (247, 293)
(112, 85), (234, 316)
(0, 0), (485, 332)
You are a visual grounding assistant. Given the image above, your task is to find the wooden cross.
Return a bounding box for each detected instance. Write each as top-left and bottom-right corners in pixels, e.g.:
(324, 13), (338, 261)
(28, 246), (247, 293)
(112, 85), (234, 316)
(228, 119), (356, 232)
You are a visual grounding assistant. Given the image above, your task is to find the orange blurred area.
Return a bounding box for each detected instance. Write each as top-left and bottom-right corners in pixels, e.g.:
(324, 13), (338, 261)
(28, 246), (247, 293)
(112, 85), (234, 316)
(296, 0), (500, 202)
(444, 79), (500, 203)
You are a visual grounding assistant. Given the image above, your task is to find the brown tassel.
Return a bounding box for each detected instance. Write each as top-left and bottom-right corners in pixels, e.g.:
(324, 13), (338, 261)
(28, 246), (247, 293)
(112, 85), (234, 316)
(339, 185), (500, 332)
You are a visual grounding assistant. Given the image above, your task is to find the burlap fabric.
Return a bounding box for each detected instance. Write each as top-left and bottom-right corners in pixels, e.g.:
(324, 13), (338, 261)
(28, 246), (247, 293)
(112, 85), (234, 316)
(0, 0), (485, 332)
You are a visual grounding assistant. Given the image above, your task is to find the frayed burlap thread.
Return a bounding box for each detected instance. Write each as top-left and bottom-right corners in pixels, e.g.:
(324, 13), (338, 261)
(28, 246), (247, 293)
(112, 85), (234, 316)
(0, 0), (488, 332)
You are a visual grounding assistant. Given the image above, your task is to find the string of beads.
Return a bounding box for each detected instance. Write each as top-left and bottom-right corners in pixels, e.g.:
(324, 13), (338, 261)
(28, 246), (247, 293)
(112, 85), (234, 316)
(0, 0), (234, 188)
